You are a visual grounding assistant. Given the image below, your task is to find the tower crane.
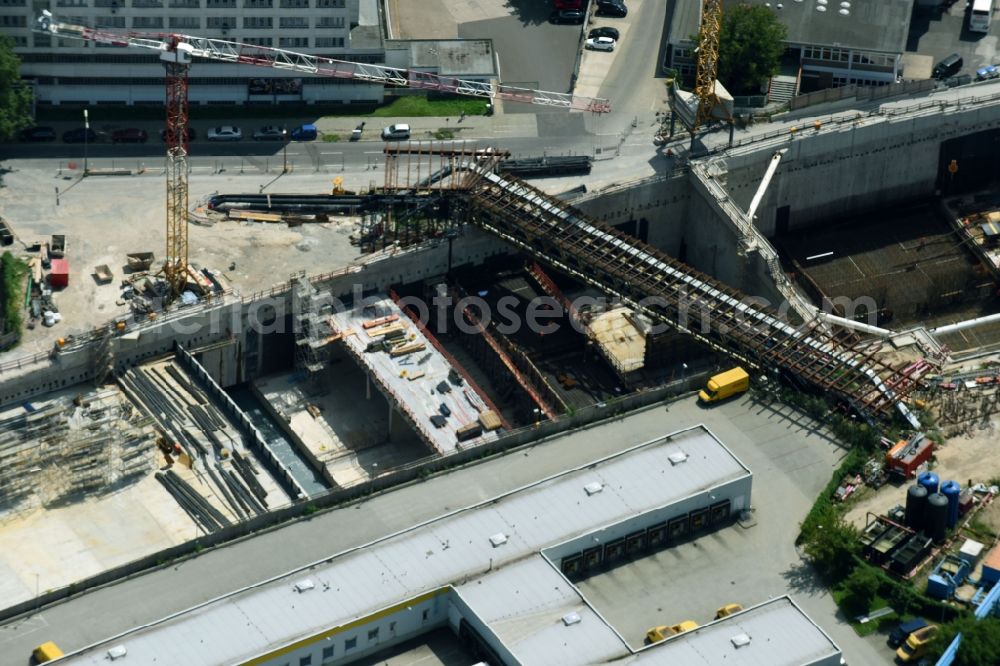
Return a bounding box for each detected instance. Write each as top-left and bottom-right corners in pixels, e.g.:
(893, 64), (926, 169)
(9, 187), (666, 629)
(657, 0), (732, 146)
(35, 11), (611, 301)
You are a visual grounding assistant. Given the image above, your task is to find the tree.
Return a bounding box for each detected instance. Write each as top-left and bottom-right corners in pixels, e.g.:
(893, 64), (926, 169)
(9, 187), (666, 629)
(717, 5), (787, 95)
(841, 565), (880, 616)
(802, 503), (859, 583)
(0, 35), (33, 141)
(929, 617), (1000, 666)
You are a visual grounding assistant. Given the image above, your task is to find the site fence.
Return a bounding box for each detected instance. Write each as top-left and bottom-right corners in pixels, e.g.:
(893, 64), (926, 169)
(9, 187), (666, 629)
(789, 79), (936, 111)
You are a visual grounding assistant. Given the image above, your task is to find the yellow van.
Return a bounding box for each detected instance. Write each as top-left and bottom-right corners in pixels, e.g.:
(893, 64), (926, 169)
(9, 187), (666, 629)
(698, 367), (749, 403)
(32, 642), (64, 663)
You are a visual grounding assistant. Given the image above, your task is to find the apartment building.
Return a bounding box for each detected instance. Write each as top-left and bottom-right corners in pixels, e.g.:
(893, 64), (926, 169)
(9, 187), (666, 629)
(0, 0), (389, 105)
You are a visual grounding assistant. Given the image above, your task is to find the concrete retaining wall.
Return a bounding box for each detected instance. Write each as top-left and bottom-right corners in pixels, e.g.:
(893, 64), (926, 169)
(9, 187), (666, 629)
(724, 102), (1000, 234)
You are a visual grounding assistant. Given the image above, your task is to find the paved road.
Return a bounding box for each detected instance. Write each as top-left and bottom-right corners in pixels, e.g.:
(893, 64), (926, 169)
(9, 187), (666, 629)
(0, 394), (891, 665)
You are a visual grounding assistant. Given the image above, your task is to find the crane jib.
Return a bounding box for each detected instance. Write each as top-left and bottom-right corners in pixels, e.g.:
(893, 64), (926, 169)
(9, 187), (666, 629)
(34, 11), (611, 112)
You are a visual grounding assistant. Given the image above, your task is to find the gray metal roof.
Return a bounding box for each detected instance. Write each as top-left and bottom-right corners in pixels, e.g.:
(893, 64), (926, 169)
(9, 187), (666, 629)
(384, 39), (496, 77)
(670, 0), (912, 54)
(55, 426), (758, 665)
(629, 596), (842, 665)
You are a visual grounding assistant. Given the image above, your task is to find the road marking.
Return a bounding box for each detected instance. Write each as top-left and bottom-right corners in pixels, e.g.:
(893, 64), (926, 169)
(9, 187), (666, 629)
(0, 614), (48, 642)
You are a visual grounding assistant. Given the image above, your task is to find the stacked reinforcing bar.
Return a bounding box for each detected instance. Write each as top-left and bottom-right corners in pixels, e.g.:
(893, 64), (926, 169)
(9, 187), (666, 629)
(0, 389), (156, 515)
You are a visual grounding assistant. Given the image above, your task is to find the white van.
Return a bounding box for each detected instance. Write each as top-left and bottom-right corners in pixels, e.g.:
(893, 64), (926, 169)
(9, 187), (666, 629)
(381, 123), (411, 140)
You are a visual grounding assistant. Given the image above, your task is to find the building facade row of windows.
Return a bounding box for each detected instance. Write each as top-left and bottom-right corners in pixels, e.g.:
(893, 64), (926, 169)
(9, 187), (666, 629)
(276, 620), (406, 666)
(19, 51), (382, 63)
(801, 46), (895, 69)
(32, 75), (361, 85)
(48, 0), (346, 7)
(3, 15), (348, 30)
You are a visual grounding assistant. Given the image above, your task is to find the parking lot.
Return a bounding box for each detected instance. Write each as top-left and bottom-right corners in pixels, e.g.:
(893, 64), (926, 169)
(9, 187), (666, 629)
(389, 0), (583, 104)
(906, 1), (999, 80)
(574, 395), (899, 664)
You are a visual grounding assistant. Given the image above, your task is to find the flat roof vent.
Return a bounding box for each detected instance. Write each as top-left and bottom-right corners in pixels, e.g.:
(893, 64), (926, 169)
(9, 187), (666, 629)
(730, 633), (751, 648)
(562, 611), (582, 626)
(107, 645), (128, 660)
(294, 579), (315, 593)
(668, 451), (689, 465)
(489, 532), (508, 547)
(584, 481), (604, 496)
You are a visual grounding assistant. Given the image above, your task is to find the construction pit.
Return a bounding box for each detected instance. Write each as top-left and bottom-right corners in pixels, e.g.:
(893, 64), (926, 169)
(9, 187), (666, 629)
(774, 198), (999, 333)
(0, 355), (298, 609)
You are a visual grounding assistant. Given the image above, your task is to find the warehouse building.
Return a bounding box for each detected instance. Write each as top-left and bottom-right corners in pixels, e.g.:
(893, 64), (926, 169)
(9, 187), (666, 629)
(52, 426), (840, 666)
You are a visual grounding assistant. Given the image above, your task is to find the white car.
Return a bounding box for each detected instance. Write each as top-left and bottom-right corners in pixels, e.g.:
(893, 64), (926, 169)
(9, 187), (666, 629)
(381, 123), (411, 140)
(585, 36), (616, 52)
(207, 126), (243, 141)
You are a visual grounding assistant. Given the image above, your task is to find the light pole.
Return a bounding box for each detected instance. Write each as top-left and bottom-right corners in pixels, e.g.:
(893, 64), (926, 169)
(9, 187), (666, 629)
(83, 108), (89, 176)
(282, 128), (288, 173)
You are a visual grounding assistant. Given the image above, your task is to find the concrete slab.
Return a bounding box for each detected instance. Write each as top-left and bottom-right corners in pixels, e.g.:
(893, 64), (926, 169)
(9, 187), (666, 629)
(255, 362), (428, 489)
(328, 295), (502, 456)
(0, 473), (201, 610)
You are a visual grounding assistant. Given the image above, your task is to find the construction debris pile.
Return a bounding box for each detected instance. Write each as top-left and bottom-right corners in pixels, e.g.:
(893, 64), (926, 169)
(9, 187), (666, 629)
(118, 359), (276, 532)
(0, 389), (156, 513)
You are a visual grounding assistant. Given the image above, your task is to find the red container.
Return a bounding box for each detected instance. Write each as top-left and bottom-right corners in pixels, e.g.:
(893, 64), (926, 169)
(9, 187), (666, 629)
(49, 258), (69, 287)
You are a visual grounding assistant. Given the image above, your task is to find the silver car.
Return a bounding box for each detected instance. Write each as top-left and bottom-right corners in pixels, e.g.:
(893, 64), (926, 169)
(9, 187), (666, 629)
(207, 125), (243, 141)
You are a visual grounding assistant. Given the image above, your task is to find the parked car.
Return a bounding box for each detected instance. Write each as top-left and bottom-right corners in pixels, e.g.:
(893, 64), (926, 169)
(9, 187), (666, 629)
(381, 123), (411, 140)
(975, 64), (999, 81)
(160, 127), (196, 142)
(549, 9), (585, 24)
(252, 125), (286, 141)
(290, 124), (317, 141)
(895, 624), (938, 663)
(932, 52), (963, 79)
(207, 126), (242, 141)
(62, 127), (97, 143)
(888, 618), (928, 649)
(20, 126), (56, 142)
(585, 36), (616, 51)
(588, 27), (620, 41)
(112, 128), (148, 143)
(596, 0), (628, 17)
(645, 621), (698, 644)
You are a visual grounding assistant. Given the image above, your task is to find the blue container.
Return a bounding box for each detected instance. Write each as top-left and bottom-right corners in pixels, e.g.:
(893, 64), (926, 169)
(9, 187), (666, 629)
(941, 480), (961, 529)
(918, 471), (940, 495)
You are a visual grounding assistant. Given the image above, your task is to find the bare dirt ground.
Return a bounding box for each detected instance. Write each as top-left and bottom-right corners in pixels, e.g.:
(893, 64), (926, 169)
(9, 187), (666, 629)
(0, 166), (366, 355)
(844, 414), (1000, 530)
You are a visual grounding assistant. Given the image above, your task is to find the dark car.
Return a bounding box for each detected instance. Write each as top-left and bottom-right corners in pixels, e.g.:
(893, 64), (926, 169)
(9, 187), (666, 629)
(160, 127), (196, 142)
(888, 618), (928, 649)
(932, 52), (963, 79)
(588, 27), (620, 41)
(596, 0), (628, 17)
(62, 127), (98, 143)
(549, 9), (585, 24)
(112, 128), (148, 144)
(20, 126), (57, 142)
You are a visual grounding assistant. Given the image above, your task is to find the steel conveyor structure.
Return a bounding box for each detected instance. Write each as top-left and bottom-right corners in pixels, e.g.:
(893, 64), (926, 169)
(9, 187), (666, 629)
(462, 169), (924, 426)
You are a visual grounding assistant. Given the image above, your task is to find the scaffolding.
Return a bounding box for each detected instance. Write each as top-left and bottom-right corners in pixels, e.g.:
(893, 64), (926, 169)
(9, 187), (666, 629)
(292, 274), (337, 381)
(0, 389), (156, 513)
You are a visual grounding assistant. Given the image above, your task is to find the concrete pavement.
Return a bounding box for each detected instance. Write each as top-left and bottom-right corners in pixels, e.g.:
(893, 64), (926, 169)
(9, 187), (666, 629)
(0, 393), (891, 665)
